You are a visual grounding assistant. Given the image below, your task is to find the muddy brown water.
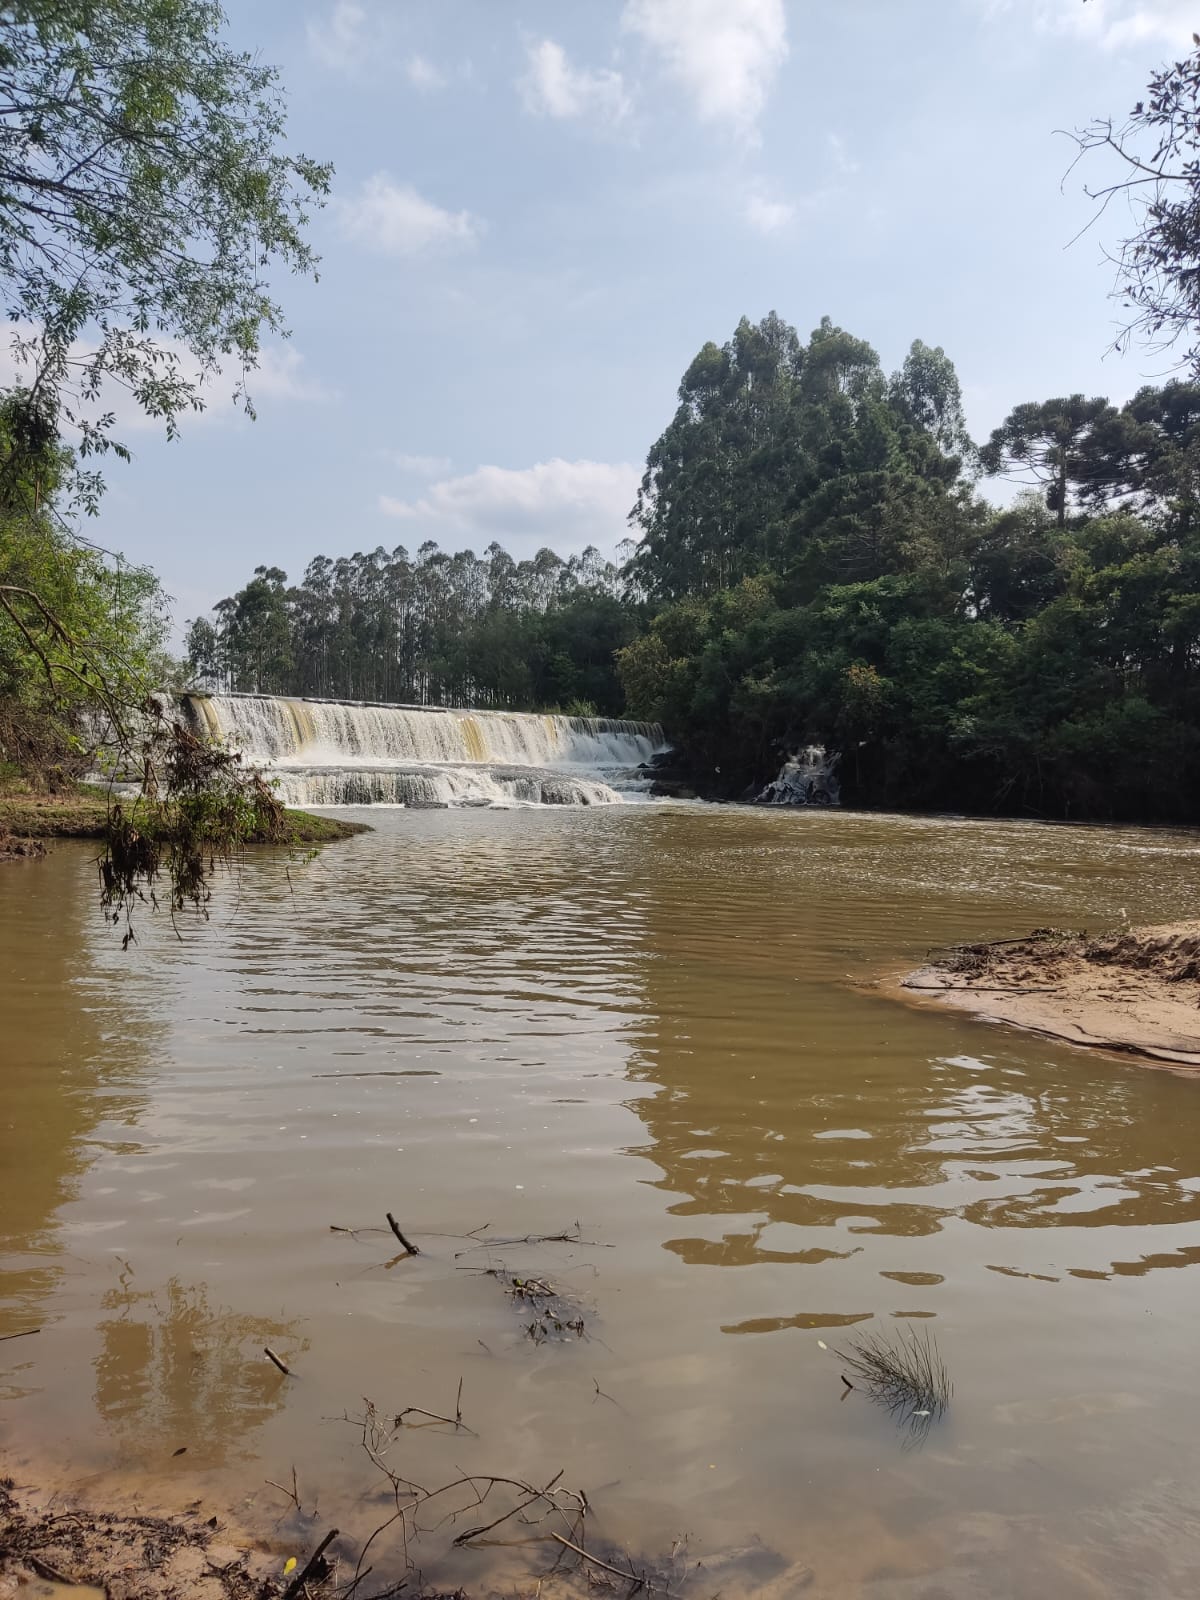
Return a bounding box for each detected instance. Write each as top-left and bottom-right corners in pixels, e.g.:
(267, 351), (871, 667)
(5, 805), (1200, 1595)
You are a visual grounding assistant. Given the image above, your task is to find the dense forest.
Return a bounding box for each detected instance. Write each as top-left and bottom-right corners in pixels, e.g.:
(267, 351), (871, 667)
(188, 308), (1200, 822)
(184, 543), (637, 716)
(617, 314), (1200, 821)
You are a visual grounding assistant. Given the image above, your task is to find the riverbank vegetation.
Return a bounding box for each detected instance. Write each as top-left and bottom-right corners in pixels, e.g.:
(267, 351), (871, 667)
(194, 312), (1200, 822)
(616, 317), (1200, 820)
(0, 0), (335, 903)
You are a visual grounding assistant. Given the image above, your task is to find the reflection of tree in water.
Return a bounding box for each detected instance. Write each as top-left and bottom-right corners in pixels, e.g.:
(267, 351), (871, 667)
(623, 961), (1200, 1275)
(0, 848), (159, 1326)
(94, 1274), (306, 1464)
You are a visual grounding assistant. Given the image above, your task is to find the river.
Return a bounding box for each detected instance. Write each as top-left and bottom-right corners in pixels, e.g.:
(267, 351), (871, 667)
(4, 804), (1200, 1596)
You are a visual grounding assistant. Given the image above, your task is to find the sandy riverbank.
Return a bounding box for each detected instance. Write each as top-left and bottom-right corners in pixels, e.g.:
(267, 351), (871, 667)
(895, 923), (1200, 1068)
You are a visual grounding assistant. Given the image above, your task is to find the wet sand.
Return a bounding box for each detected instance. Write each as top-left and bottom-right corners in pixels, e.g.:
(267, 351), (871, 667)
(898, 922), (1200, 1068)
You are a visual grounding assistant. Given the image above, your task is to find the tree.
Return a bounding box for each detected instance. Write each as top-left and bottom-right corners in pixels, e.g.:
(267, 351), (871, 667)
(183, 615), (220, 688)
(0, 0), (331, 497)
(0, 2), (330, 932)
(890, 340), (974, 464)
(1073, 34), (1200, 373)
(980, 396), (1119, 525)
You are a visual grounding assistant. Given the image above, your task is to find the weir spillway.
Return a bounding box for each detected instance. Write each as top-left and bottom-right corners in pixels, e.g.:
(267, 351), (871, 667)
(181, 693), (667, 808)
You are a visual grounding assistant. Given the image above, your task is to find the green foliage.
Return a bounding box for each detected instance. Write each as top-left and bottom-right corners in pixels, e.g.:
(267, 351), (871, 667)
(1073, 39), (1200, 374)
(0, 0), (330, 499)
(189, 543), (640, 716)
(619, 309), (1200, 822)
(0, 2), (327, 926)
(627, 313), (978, 606)
(0, 395), (169, 783)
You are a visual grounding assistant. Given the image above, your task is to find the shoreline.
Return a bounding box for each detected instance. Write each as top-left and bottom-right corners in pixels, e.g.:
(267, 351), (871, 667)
(0, 788), (370, 852)
(889, 923), (1200, 1069)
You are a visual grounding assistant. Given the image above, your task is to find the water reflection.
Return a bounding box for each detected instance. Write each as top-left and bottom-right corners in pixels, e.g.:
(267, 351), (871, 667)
(619, 810), (1200, 1321)
(94, 1274), (304, 1465)
(0, 849), (157, 1333)
(7, 809), (1200, 1598)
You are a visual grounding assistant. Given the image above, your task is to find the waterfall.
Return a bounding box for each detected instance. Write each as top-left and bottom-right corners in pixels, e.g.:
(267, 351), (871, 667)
(181, 693), (668, 809)
(756, 746), (840, 806)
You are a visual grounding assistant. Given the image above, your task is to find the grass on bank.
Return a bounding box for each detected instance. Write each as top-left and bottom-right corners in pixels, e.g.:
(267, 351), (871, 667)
(0, 777), (370, 845)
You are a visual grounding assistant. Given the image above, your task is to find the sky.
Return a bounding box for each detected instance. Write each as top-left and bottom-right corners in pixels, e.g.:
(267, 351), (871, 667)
(75, 0), (1200, 636)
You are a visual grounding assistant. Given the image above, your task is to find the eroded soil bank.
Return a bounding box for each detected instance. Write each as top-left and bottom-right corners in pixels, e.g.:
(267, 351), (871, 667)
(899, 922), (1200, 1066)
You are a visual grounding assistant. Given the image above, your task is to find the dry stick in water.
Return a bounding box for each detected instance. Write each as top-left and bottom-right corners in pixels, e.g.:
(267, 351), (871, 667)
(264, 1347), (291, 1376)
(386, 1213), (420, 1255)
(0, 1327), (40, 1341)
(282, 1528), (339, 1600)
(550, 1532), (647, 1587)
(266, 1466), (301, 1510)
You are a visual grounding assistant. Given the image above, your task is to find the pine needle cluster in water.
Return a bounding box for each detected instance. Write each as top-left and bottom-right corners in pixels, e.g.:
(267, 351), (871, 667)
(837, 1325), (952, 1429)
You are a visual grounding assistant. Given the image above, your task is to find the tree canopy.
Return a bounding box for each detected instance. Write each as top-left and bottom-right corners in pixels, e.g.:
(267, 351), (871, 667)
(617, 311), (1200, 823)
(187, 542), (637, 717)
(0, 0), (330, 502)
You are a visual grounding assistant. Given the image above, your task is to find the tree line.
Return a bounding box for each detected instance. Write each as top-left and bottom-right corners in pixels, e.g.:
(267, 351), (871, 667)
(184, 542), (638, 716)
(184, 302), (1200, 822)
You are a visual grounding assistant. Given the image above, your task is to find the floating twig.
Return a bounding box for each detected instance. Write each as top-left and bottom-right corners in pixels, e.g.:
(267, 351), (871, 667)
(264, 1346), (292, 1376)
(454, 1224), (612, 1257)
(0, 1327), (40, 1342)
(550, 1532), (647, 1587)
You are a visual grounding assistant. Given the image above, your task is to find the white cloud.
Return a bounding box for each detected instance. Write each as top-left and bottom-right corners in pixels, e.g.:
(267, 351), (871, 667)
(307, 0), (369, 71)
(1064, 0), (1195, 48)
(0, 329), (330, 442)
(621, 0), (787, 137)
(248, 346), (335, 405)
(335, 175), (482, 256)
(521, 40), (632, 125)
(983, 0), (1196, 49)
(744, 183), (794, 233)
(406, 54), (446, 90)
(378, 458), (639, 552)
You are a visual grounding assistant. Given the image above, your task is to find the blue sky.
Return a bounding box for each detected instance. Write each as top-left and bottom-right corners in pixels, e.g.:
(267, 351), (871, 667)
(83, 0), (1200, 636)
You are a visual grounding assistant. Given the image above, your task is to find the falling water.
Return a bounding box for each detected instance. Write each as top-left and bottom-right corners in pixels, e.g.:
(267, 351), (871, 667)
(756, 745), (840, 806)
(181, 693), (668, 809)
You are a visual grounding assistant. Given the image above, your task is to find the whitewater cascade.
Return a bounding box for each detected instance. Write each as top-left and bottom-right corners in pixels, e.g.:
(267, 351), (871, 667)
(181, 693), (668, 809)
(756, 746), (840, 806)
